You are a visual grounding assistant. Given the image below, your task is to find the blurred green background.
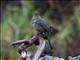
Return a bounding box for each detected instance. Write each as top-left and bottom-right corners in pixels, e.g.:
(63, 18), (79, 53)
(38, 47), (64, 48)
(1, 0), (80, 60)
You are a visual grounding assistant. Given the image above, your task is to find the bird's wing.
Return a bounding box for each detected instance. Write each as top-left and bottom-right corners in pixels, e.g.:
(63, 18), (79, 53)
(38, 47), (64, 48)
(36, 19), (50, 33)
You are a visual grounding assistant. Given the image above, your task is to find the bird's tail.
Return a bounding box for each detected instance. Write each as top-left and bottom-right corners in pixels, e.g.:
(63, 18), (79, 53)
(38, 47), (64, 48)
(47, 37), (53, 49)
(47, 26), (58, 49)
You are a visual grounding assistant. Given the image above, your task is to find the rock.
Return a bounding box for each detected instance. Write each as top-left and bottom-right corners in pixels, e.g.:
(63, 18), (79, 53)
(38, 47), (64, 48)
(68, 55), (80, 60)
(39, 55), (64, 60)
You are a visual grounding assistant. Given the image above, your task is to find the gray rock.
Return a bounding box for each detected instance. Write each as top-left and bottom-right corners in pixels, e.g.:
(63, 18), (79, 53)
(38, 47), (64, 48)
(68, 55), (80, 60)
(39, 55), (64, 60)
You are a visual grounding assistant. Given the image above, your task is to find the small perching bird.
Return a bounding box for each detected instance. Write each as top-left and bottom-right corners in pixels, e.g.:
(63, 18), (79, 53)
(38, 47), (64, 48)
(31, 11), (53, 49)
(32, 11), (52, 37)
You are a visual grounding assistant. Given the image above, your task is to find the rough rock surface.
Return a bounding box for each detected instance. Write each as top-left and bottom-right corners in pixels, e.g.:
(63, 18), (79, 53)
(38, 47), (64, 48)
(68, 55), (80, 60)
(39, 55), (80, 60)
(39, 55), (64, 60)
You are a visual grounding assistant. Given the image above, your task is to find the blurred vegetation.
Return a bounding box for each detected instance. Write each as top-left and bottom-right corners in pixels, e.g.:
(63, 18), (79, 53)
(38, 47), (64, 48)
(1, 0), (80, 60)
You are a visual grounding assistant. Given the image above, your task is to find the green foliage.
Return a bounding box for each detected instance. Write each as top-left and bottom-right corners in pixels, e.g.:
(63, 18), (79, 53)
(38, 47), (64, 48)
(1, 1), (80, 60)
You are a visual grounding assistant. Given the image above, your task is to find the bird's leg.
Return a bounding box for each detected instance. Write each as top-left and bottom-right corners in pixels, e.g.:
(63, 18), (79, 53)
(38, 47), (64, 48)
(37, 32), (43, 35)
(37, 32), (48, 39)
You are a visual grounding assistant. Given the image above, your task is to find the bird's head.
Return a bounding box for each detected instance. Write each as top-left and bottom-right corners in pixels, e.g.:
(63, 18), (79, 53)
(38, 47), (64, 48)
(32, 11), (41, 20)
(34, 11), (40, 17)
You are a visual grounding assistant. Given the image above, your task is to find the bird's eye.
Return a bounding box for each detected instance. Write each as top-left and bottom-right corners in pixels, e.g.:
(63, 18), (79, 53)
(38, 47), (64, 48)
(34, 13), (37, 16)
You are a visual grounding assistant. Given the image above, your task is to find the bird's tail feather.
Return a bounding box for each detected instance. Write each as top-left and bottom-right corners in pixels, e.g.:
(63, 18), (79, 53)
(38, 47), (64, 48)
(47, 37), (53, 49)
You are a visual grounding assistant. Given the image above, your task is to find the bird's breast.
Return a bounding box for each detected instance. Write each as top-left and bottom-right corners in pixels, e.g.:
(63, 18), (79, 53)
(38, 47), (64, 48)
(32, 20), (44, 32)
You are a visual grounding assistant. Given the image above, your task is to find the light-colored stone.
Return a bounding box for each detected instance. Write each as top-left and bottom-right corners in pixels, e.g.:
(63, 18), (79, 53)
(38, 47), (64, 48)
(68, 55), (80, 60)
(39, 55), (64, 60)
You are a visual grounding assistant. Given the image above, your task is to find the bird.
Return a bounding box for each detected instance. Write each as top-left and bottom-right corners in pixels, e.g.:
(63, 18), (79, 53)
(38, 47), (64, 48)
(31, 11), (53, 49)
